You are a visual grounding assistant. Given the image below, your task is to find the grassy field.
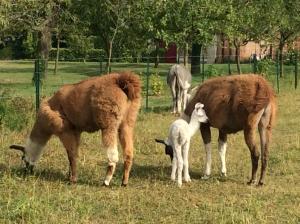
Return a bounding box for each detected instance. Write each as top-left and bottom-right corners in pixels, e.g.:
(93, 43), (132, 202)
(0, 60), (299, 223)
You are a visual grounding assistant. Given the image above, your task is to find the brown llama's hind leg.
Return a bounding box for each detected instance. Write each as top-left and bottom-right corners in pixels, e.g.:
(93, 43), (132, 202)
(118, 123), (134, 186)
(58, 131), (81, 183)
(244, 110), (265, 185)
(244, 126), (260, 185)
(258, 104), (272, 186)
(102, 127), (119, 186)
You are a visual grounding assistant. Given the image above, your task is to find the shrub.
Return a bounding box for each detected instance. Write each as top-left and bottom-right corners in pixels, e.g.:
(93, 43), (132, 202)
(204, 65), (219, 77)
(0, 46), (13, 59)
(257, 58), (274, 76)
(0, 89), (33, 131)
(150, 73), (163, 96)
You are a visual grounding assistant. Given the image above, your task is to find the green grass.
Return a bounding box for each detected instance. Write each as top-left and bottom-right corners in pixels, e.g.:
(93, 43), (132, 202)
(0, 60), (300, 223)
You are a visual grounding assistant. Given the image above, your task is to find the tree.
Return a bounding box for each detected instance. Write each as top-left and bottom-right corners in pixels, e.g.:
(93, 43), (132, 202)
(271, 0), (300, 77)
(221, 0), (273, 74)
(73, 0), (140, 70)
(1, 0), (73, 77)
(52, 0), (76, 75)
(165, 0), (222, 74)
(0, 0), (11, 43)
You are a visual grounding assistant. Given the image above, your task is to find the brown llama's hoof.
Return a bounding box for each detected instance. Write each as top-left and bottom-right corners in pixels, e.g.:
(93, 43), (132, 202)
(69, 177), (77, 184)
(24, 163), (35, 175)
(121, 183), (127, 187)
(103, 182), (110, 187)
(247, 179), (256, 185)
(201, 175), (210, 180)
(257, 181), (264, 187)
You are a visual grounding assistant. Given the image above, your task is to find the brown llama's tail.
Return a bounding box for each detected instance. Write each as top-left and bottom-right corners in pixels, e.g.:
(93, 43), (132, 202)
(117, 71), (141, 100)
(268, 99), (277, 131)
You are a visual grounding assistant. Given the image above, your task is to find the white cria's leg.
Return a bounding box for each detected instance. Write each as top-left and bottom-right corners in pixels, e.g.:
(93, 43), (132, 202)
(175, 146), (183, 187)
(182, 141), (191, 182)
(171, 153), (177, 181)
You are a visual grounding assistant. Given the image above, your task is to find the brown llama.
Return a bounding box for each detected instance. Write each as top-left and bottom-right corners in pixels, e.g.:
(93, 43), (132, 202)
(182, 74), (276, 186)
(10, 71), (141, 186)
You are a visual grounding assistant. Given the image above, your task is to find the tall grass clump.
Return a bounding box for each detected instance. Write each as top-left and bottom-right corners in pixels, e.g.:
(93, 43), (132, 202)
(0, 89), (34, 131)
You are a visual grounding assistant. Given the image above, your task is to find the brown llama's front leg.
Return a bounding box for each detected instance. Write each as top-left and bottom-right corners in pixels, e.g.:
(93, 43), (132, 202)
(218, 131), (228, 177)
(118, 123), (134, 187)
(244, 127), (260, 185)
(58, 131), (81, 183)
(200, 123), (212, 179)
(102, 128), (119, 186)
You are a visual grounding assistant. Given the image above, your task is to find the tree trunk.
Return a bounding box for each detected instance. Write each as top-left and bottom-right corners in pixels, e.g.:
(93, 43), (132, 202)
(234, 40), (241, 74)
(221, 36), (225, 63)
(279, 42), (284, 78)
(107, 40), (113, 72)
(37, 25), (51, 78)
(54, 33), (60, 75)
(183, 43), (188, 66)
(191, 43), (201, 75)
(154, 41), (160, 68)
(269, 44), (273, 59)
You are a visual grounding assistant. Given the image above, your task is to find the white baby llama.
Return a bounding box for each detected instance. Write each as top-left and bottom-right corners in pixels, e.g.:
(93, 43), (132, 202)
(155, 103), (208, 187)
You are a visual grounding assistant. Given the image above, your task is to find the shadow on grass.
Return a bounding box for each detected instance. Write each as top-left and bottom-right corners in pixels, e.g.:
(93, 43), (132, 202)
(0, 162), (170, 186)
(1, 165), (67, 182)
(0, 161), (239, 186)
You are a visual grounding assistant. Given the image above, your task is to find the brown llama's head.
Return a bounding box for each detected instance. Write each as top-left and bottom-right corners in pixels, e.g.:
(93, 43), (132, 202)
(9, 144), (34, 173)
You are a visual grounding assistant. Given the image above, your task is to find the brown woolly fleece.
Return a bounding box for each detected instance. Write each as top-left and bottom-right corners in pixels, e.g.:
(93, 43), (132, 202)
(185, 74), (276, 134)
(14, 71), (141, 186)
(34, 71), (141, 137)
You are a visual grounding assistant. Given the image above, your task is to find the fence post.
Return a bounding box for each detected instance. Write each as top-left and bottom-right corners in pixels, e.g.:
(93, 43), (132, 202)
(295, 51), (298, 89)
(276, 50), (280, 93)
(34, 59), (41, 112)
(99, 56), (103, 74)
(146, 57), (150, 111)
(228, 55), (231, 75)
(253, 54), (258, 74)
(198, 55), (201, 81)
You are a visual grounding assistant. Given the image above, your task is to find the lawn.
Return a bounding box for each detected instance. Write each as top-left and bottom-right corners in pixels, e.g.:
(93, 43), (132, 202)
(0, 60), (299, 223)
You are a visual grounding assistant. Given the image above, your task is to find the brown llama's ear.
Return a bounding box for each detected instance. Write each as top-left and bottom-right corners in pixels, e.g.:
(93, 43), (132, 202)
(155, 139), (167, 145)
(10, 145), (25, 153)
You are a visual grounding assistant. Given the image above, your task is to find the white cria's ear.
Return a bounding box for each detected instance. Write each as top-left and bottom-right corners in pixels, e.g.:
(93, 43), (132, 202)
(194, 103), (205, 116)
(195, 102), (204, 109)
